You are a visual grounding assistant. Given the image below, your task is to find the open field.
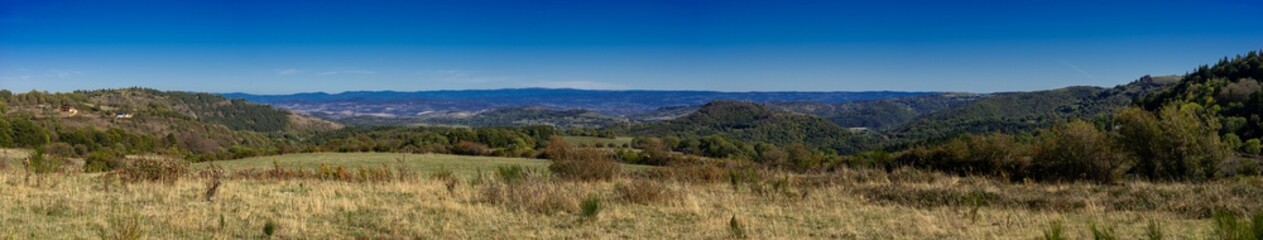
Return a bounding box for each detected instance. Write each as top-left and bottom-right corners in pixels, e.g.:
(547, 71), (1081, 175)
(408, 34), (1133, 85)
(2, 152), (1254, 239)
(562, 136), (634, 148)
(193, 152), (652, 177)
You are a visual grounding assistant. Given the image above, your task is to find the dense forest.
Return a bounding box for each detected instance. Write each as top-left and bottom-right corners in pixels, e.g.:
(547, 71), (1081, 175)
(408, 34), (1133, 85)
(890, 50), (1263, 182)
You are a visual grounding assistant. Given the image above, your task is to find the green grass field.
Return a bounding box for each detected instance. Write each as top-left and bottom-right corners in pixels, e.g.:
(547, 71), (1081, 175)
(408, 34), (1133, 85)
(562, 136), (633, 148)
(193, 152), (651, 177)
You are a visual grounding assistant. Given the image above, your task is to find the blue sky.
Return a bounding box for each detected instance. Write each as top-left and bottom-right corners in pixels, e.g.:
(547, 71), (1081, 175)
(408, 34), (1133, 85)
(1, 0), (1261, 94)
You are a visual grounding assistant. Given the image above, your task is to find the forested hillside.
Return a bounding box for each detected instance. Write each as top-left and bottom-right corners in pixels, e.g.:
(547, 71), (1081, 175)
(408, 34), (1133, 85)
(0, 88), (339, 161)
(630, 101), (869, 155)
(887, 50), (1261, 183)
(1140, 51), (1263, 140)
(768, 93), (982, 130)
(887, 75), (1178, 146)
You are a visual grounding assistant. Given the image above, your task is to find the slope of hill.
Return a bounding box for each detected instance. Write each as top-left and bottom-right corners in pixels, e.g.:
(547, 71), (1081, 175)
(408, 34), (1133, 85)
(1139, 50), (1263, 139)
(630, 101), (867, 153)
(0, 88), (340, 158)
(224, 88), (936, 117)
(888, 75), (1179, 145)
(767, 93), (984, 130)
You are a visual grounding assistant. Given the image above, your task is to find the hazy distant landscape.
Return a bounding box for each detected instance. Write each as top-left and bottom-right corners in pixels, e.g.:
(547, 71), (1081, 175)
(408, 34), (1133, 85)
(4, 0), (1263, 239)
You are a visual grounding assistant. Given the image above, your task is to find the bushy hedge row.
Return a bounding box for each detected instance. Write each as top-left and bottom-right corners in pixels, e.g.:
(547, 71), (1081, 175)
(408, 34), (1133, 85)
(895, 104), (1233, 183)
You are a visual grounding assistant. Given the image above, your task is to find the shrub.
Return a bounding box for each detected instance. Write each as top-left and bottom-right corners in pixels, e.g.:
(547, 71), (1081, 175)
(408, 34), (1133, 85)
(550, 148), (620, 181)
(42, 142), (76, 158)
(450, 141), (492, 156)
(26, 148), (63, 174)
(118, 157), (187, 184)
(1245, 139), (1262, 155)
(894, 133), (1030, 180)
(581, 195), (602, 219)
(1031, 120), (1126, 183)
(1116, 105), (1229, 181)
(541, 136), (572, 160)
(496, 165), (527, 184)
(263, 220), (278, 238)
(84, 149), (126, 173)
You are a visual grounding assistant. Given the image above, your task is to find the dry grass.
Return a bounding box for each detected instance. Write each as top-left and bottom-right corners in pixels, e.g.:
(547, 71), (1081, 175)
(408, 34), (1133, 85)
(0, 162), (1250, 238)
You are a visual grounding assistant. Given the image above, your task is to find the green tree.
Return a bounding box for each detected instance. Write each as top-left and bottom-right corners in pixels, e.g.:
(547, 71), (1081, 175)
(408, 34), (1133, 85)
(1244, 139), (1262, 155)
(784, 144), (823, 171)
(1033, 120), (1125, 183)
(1113, 107), (1164, 178)
(0, 118), (13, 147)
(1156, 103), (1229, 180)
(10, 118), (49, 148)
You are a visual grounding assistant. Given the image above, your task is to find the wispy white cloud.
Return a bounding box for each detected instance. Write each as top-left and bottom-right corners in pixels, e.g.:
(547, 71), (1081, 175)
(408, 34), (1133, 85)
(274, 68), (304, 76)
(317, 70), (377, 76)
(533, 80), (627, 90)
(1058, 60), (1095, 80)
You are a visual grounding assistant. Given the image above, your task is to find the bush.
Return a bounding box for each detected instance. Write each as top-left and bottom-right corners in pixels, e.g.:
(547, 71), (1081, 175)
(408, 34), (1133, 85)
(894, 133), (1029, 180)
(26, 148), (62, 174)
(496, 165), (526, 184)
(263, 220), (278, 238)
(118, 157), (187, 184)
(550, 150), (621, 181)
(450, 141), (492, 156)
(1245, 139), (1262, 155)
(1115, 105), (1229, 181)
(42, 142), (77, 158)
(581, 195), (602, 219)
(1031, 120), (1126, 183)
(84, 149), (126, 173)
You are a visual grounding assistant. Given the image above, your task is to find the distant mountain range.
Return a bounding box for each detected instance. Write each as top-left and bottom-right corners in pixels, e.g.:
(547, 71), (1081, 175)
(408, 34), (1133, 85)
(222, 89), (936, 118)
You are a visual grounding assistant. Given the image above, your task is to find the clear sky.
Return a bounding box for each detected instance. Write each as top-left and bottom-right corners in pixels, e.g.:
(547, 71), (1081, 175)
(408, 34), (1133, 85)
(1, 0), (1261, 94)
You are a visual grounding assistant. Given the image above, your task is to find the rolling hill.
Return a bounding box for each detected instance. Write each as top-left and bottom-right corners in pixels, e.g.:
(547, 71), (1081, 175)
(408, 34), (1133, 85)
(630, 101), (869, 153)
(887, 75), (1179, 146)
(0, 88), (340, 158)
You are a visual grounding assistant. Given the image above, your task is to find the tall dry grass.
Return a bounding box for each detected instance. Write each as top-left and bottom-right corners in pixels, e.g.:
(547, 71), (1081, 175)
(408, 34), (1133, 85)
(0, 163), (1254, 238)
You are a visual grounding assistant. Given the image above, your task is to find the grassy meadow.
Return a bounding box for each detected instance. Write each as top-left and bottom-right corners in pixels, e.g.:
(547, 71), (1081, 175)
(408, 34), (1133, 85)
(0, 151), (1257, 239)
